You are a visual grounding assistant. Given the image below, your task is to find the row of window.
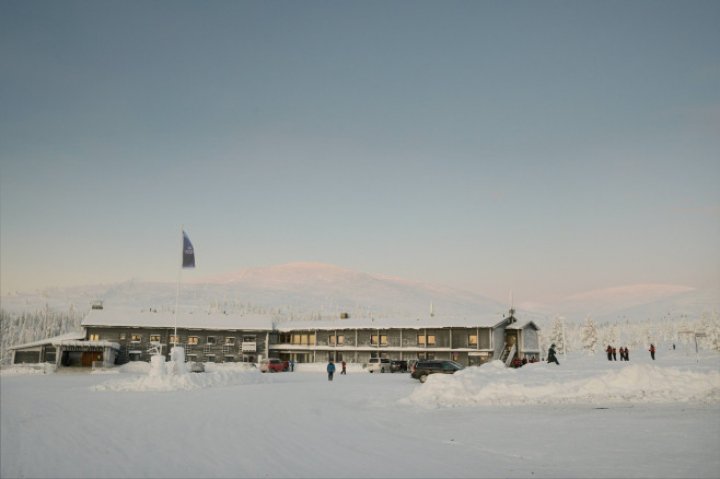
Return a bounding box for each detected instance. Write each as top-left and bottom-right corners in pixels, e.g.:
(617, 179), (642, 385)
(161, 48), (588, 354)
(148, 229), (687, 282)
(90, 333), (255, 345)
(92, 332), (483, 347)
(127, 352), (257, 363)
(280, 333), (480, 347)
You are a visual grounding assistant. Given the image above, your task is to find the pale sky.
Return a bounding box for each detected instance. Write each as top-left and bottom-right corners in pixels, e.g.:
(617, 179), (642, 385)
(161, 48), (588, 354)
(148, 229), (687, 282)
(1, 0), (719, 303)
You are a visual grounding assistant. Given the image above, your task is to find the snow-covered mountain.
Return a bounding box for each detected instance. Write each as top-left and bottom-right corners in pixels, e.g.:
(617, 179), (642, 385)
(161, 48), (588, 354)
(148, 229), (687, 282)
(0, 262), (508, 321)
(1, 262), (717, 324)
(531, 284), (719, 325)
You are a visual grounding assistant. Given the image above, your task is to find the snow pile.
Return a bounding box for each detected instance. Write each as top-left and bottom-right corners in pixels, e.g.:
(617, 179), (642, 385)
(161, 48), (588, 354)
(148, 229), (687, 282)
(403, 361), (720, 408)
(0, 363), (56, 376)
(93, 361), (266, 392)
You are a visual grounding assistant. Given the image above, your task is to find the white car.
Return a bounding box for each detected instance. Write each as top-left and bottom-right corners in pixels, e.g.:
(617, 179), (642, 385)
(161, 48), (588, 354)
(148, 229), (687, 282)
(366, 358), (391, 373)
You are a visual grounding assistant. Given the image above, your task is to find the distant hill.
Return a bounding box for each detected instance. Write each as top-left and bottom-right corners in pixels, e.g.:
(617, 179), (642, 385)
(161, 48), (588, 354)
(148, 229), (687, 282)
(1, 263), (717, 324)
(525, 284), (719, 329)
(0, 262), (508, 321)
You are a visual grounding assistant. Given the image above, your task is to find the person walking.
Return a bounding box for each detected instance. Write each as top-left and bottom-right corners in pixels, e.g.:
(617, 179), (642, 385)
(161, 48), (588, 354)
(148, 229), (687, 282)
(606, 345), (613, 361)
(327, 360), (336, 381)
(624, 347), (630, 361)
(341, 360), (347, 375)
(649, 344), (656, 360)
(547, 343), (560, 365)
(612, 346), (617, 361)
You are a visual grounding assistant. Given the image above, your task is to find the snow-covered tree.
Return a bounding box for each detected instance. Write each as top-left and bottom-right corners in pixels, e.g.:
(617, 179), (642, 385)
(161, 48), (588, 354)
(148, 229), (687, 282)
(581, 317), (598, 354)
(549, 316), (566, 354)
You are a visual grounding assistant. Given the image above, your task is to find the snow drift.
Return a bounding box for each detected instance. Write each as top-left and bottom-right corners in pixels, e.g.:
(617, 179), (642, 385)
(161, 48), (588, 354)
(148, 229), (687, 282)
(93, 361), (267, 392)
(403, 360), (720, 407)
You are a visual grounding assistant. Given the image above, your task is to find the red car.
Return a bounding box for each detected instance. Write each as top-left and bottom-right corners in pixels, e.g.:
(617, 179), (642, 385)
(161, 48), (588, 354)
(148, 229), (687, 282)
(260, 358), (287, 373)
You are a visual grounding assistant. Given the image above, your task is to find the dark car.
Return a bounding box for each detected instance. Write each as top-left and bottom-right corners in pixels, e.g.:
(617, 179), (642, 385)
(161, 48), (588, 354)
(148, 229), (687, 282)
(390, 360), (407, 373)
(410, 360), (464, 383)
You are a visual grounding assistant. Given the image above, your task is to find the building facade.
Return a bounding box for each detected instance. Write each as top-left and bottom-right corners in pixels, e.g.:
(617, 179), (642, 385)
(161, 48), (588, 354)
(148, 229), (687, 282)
(10, 308), (541, 367)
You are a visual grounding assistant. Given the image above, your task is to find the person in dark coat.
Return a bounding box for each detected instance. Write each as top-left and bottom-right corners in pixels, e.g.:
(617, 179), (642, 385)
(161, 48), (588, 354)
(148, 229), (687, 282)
(341, 360), (347, 375)
(606, 345), (613, 361)
(327, 360), (336, 381)
(624, 347), (629, 361)
(547, 344), (560, 365)
(649, 344), (656, 360)
(612, 347), (617, 361)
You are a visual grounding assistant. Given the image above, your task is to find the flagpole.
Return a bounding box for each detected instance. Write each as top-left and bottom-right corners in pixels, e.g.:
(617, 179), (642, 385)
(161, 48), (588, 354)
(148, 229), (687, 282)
(173, 225), (183, 349)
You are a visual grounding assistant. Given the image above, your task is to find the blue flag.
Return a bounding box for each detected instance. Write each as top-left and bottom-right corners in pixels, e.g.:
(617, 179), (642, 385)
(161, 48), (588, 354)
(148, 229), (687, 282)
(182, 231), (195, 268)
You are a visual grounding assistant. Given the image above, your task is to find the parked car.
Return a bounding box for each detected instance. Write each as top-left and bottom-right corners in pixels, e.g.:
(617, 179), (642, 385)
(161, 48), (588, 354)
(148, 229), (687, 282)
(410, 360), (464, 383)
(260, 358), (286, 373)
(188, 362), (205, 373)
(390, 360), (407, 373)
(366, 357), (392, 373)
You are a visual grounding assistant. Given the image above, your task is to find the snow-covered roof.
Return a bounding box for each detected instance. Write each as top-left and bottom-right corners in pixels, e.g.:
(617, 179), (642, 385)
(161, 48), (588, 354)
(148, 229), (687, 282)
(273, 316), (505, 331)
(506, 321), (540, 331)
(9, 331), (121, 351)
(9, 331), (87, 350)
(81, 309), (511, 331)
(82, 309), (277, 331)
(56, 340), (120, 350)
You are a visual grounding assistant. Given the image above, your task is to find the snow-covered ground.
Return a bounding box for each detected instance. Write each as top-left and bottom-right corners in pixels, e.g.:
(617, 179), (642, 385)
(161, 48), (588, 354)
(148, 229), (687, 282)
(2, 350), (719, 478)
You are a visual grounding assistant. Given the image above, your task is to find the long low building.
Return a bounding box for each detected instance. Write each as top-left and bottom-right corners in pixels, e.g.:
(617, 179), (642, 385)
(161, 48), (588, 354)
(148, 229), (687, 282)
(10, 307), (540, 367)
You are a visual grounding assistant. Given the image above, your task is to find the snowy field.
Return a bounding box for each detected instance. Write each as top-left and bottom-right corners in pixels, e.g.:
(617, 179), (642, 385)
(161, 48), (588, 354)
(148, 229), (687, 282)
(2, 350), (719, 479)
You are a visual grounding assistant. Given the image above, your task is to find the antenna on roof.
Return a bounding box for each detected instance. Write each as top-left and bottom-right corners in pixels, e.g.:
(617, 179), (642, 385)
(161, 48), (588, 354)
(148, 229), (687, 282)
(430, 302), (434, 318)
(508, 291), (515, 321)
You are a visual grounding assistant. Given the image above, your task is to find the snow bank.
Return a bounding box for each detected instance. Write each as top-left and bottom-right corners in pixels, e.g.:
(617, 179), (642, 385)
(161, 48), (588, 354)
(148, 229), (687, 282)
(0, 363), (56, 376)
(93, 361), (266, 392)
(402, 361), (720, 408)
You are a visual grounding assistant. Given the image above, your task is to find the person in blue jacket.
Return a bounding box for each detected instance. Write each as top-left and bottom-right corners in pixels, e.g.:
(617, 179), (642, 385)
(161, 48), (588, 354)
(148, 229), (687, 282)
(327, 360), (336, 381)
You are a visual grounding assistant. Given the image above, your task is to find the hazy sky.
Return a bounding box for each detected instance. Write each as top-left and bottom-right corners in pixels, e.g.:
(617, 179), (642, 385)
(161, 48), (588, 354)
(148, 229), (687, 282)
(1, 0), (719, 303)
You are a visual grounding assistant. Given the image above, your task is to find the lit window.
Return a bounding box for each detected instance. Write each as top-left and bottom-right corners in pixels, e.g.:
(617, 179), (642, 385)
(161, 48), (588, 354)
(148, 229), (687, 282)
(169, 335), (180, 344)
(337, 335), (345, 345)
(371, 335), (378, 345)
(149, 335), (161, 343)
(188, 336), (199, 345)
(89, 334), (100, 341)
(468, 334), (477, 346)
(380, 335), (388, 346)
(329, 335), (336, 345)
(308, 334), (316, 345)
(417, 334), (426, 346)
(131, 334), (142, 343)
(427, 335), (436, 346)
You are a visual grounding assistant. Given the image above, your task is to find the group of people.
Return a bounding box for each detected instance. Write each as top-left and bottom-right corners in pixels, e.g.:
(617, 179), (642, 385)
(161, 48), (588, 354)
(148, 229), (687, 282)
(605, 345), (630, 361)
(326, 360), (347, 381)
